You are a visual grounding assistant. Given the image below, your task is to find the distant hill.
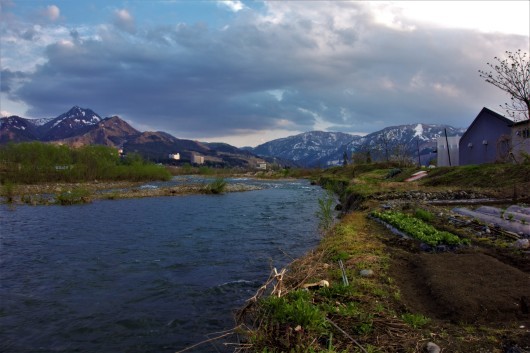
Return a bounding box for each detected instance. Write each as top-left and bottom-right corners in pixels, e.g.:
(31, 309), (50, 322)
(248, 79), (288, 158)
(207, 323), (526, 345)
(0, 106), (261, 168)
(248, 131), (359, 167)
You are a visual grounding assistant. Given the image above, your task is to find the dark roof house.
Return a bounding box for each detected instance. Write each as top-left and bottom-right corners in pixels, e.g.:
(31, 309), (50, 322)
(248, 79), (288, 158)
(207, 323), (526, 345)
(459, 107), (513, 165)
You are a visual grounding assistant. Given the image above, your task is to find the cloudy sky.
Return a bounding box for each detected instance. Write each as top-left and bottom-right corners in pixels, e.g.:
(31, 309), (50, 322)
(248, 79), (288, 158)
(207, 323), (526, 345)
(1, 0), (529, 146)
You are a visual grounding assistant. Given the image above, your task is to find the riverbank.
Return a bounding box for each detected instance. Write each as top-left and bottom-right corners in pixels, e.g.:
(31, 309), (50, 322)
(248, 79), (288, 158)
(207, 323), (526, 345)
(233, 163), (530, 353)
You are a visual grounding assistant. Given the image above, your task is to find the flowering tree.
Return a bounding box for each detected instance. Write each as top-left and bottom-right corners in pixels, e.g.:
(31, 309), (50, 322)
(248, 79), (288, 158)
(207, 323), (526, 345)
(479, 50), (530, 121)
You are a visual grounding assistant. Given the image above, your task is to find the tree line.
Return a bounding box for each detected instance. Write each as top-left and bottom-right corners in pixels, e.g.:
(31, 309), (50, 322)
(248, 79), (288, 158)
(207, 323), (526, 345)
(0, 142), (171, 184)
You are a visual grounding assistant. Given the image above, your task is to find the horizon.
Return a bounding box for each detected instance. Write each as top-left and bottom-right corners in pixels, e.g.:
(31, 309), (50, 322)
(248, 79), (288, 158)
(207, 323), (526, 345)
(1, 1), (528, 147)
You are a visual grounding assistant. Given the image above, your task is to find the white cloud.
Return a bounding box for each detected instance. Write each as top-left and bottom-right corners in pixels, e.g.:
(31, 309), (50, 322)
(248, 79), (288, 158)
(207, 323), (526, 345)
(370, 1), (530, 35)
(43, 5), (60, 21)
(218, 1), (245, 13)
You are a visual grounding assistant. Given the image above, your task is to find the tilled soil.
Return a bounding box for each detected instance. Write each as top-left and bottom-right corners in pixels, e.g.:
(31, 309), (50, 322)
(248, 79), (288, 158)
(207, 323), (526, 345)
(390, 250), (530, 324)
(387, 239), (530, 351)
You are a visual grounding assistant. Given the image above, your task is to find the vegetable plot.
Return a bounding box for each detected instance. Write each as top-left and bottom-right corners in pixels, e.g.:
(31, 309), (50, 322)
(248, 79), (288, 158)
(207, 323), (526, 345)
(371, 210), (469, 246)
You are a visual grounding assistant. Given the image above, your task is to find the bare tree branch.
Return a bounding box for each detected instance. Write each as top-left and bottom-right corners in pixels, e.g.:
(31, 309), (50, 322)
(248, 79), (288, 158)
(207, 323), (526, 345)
(478, 50), (530, 121)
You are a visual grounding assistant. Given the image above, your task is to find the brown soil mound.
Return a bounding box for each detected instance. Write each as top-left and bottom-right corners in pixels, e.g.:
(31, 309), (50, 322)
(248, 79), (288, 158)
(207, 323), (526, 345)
(391, 250), (530, 325)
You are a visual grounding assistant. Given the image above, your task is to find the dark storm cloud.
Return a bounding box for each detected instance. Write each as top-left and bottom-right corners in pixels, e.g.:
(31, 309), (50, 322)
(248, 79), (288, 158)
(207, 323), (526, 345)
(1, 69), (27, 93)
(7, 2), (529, 139)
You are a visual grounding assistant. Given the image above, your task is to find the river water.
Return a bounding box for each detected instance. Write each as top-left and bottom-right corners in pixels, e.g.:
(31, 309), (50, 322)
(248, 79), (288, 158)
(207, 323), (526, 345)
(0, 178), (325, 353)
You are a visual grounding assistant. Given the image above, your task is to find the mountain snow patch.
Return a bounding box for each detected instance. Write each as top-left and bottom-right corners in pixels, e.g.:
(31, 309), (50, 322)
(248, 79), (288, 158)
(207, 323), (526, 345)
(414, 124), (427, 140)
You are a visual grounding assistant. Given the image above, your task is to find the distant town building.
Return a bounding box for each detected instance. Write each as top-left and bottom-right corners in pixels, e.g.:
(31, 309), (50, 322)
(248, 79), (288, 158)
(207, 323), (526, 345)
(437, 136), (460, 167)
(191, 153), (205, 165)
(256, 161), (267, 170)
(168, 153), (181, 160)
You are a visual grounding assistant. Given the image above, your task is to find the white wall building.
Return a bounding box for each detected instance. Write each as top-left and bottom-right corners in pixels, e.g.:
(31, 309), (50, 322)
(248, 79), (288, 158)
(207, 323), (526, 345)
(437, 136), (460, 166)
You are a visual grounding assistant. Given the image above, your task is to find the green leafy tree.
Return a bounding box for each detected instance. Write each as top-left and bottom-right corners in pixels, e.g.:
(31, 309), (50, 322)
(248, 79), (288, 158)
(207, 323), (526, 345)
(479, 49), (530, 121)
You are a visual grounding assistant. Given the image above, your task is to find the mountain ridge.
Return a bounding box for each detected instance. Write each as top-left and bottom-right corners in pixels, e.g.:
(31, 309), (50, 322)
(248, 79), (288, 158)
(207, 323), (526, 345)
(1, 106), (466, 168)
(0, 106), (260, 167)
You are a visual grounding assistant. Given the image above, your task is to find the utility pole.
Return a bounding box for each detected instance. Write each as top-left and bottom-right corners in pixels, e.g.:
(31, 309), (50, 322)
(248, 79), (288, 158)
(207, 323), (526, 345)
(416, 139), (421, 167)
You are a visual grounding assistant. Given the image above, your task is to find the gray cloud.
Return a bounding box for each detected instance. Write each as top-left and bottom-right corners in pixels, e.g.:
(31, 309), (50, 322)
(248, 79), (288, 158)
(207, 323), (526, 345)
(5, 2), (529, 142)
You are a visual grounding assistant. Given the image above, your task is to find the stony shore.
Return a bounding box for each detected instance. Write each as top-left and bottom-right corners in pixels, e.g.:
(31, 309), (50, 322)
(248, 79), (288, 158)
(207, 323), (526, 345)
(2, 179), (264, 205)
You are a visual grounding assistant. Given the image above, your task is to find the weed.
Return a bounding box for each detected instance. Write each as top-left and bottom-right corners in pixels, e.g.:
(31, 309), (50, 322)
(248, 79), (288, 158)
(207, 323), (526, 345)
(401, 313), (430, 329)
(55, 188), (91, 205)
(262, 290), (328, 334)
(317, 190), (335, 231)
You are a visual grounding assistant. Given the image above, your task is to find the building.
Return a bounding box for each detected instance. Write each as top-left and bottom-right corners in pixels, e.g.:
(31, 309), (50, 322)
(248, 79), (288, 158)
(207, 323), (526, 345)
(191, 152), (205, 165)
(256, 160), (267, 170)
(511, 119), (530, 163)
(168, 153), (180, 160)
(437, 136), (460, 166)
(459, 107), (513, 165)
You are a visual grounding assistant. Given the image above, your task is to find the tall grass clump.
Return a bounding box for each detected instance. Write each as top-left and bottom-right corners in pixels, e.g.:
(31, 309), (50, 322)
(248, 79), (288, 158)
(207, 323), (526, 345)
(1, 181), (16, 203)
(317, 190), (335, 231)
(202, 178), (227, 194)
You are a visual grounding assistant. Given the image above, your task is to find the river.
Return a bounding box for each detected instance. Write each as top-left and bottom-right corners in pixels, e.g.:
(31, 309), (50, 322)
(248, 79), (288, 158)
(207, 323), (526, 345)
(0, 178), (325, 353)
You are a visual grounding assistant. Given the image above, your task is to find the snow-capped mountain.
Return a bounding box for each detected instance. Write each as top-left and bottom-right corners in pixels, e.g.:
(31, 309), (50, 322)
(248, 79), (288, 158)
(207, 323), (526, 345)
(1, 106), (102, 142)
(0, 115), (40, 143)
(351, 123), (465, 164)
(39, 106), (102, 140)
(249, 131), (360, 167)
(247, 124), (465, 167)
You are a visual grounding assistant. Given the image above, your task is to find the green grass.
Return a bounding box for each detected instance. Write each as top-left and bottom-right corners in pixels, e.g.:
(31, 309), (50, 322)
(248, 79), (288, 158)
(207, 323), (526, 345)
(55, 188), (91, 205)
(401, 313), (431, 329)
(422, 163), (530, 188)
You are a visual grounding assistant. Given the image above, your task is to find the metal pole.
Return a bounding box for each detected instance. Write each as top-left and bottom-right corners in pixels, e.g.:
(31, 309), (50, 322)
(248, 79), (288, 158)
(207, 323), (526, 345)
(444, 128), (452, 166)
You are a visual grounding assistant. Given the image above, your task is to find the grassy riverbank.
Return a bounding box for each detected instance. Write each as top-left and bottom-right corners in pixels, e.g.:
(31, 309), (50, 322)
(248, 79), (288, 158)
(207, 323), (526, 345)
(235, 163), (530, 352)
